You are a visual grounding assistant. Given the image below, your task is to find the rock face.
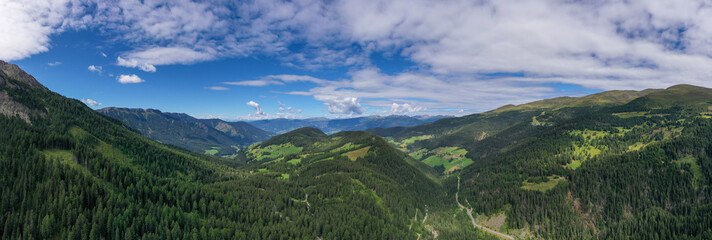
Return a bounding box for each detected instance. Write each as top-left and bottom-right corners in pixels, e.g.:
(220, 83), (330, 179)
(0, 91), (41, 123)
(0, 60), (47, 123)
(0, 60), (44, 89)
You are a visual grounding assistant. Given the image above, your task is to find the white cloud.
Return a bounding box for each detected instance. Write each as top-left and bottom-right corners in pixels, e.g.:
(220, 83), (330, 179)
(315, 96), (363, 115)
(48, 61), (61, 66)
(224, 75), (327, 87)
(246, 100), (264, 115)
(81, 98), (102, 106)
(0, 0), (88, 61)
(121, 47), (215, 68)
(88, 65), (102, 73)
(204, 86), (228, 91)
(279, 68), (556, 113)
(278, 101), (303, 114)
(116, 57), (156, 72)
(224, 80), (283, 87)
(8, 0), (712, 112)
(117, 74), (144, 84)
(390, 103), (425, 114)
(245, 100), (269, 120)
(100, 52), (107, 57)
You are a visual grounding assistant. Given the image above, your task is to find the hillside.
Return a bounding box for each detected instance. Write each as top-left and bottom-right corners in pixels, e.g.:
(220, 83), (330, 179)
(367, 88), (661, 174)
(249, 115), (447, 134)
(4, 59), (712, 239)
(398, 84), (712, 239)
(98, 107), (273, 156)
(0, 61), (480, 239)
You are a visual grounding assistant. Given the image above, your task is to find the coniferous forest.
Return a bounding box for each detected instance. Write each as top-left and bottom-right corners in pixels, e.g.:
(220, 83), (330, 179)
(2, 61), (712, 239)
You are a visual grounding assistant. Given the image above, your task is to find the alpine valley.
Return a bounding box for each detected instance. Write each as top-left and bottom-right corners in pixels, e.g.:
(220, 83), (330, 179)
(2, 60), (712, 240)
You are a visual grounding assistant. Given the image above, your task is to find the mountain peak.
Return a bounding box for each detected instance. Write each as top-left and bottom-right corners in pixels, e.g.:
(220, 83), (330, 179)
(623, 84), (712, 110)
(665, 84), (712, 93)
(491, 88), (660, 113)
(0, 60), (44, 89)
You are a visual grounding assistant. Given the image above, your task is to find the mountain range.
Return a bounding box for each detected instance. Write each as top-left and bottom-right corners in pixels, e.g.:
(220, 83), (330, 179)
(97, 108), (447, 157)
(97, 107), (273, 156)
(249, 115), (448, 134)
(2, 60), (712, 239)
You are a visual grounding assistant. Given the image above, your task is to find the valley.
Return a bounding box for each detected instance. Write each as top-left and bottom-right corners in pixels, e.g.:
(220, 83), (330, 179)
(2, 61), (712, 239)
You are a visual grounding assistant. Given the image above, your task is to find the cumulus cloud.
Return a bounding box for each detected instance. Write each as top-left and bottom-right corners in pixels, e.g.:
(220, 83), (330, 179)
(9, 0), (712, 112)
(118, 47), (216, 71)
(390, 103), (425, 114)
(278, 101), (303, 113)
(314, 96), (363, 115)
(117, 74), (145, 84)
(0, 0), (90, 61)
(275, 101), (303, 118)
(81, 98), (102, 106)
(117, 57), (156, 72)
(246, 101), (265, 115)
(281, 68), (554, 114)
(88, 65), (102, 73)
(204, 86), (228, 91)
(48, 61), (61, 66)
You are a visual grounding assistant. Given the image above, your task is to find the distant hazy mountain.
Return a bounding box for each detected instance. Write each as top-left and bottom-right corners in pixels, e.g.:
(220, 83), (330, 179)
(249, 115), (448, 134)
(98, 107), (273, 155)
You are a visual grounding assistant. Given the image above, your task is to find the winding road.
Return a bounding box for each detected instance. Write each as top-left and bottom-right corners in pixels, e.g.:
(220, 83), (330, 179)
(457, 176), (514, 240)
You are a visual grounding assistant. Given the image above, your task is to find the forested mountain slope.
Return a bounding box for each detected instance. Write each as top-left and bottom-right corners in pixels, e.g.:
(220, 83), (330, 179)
(0, 61), (480, 239)
(98, 107), (273, 156)
(367, 88), (661, 174)
(442, 85), (712, 239)
(4, 59), (712, 239)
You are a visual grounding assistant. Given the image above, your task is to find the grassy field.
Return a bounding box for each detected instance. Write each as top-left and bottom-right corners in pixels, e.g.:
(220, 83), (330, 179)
(287, 158), (302, 165)
(573, 144), (602, 157)
(564, 129), (613, 169)
(330, 142), (361, 152)
(204, 147), (219, 155)
(674, 156), (702, 188)
(248, 143), (303, 162)
(613, 112), (646, 118)
(344, 146), (371, 161)
(409, 149), (428, 160)
(521, 176), (564, 192)
(566, 160), (582, 170)
(570, 129), (610, 140)
(388, 135), (433, 149)
(628, 142), (648, 151)
(421, 147), (474, 173)
(423, 155), (447, 167)
(42, 149), (75, 164)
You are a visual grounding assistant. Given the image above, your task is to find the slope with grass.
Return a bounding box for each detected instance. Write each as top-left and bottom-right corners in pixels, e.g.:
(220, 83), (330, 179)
(449, 85), (712, 239)
(368, 89), (660, 176)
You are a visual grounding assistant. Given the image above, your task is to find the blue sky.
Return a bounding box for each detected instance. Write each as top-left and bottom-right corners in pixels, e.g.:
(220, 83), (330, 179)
(3, 0), (712, 120)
